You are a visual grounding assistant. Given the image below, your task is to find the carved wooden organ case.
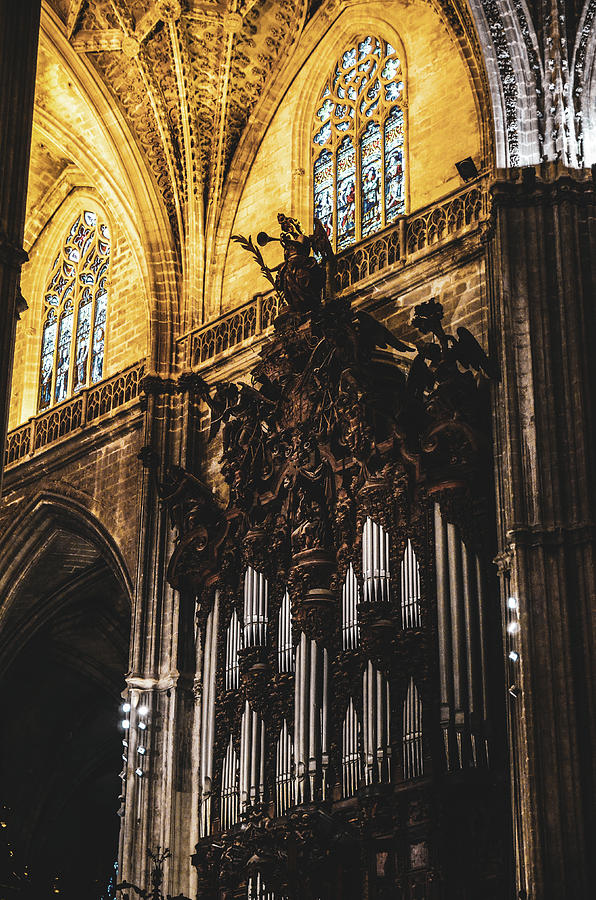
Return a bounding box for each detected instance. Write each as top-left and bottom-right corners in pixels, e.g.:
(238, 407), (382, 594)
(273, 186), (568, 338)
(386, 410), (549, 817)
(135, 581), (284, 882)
(167, 296), (511, 899)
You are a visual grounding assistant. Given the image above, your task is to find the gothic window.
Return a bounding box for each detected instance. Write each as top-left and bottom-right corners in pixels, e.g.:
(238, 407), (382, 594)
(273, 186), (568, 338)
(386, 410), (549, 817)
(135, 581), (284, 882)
(38, 210), (111, 410)
(312, 35), (406, 251)
(400, 539), (421, 628)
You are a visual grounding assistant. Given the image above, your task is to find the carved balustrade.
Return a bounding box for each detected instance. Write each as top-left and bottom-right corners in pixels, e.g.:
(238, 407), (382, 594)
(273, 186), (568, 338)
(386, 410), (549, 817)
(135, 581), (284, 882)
(177, 174), (490, 371)
(4, 359), (146, 467)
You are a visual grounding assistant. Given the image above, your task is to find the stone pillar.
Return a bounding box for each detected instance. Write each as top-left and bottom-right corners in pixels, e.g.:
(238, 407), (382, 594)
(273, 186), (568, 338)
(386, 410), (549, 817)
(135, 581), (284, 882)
(0, 0), (41, 493)
(119, 375), (196, 897)
(488, 164), (596, 900)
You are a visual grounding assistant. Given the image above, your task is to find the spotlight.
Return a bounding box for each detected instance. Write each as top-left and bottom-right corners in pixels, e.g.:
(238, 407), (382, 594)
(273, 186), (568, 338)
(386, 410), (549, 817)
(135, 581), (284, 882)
(122, 740), (128, 748)
(122, 719), (130, 729)
(507, 621), (519, 635)
(138, 746), (146, 755)
(122, 702), (131, 713)
(455, 157), (479, 182)
(507, 596), (518, 611)
(138, 721), (147, 730)
(509, 651), (519, 662)
(135, 768), (143, 777)
(138, 705), (149, 716)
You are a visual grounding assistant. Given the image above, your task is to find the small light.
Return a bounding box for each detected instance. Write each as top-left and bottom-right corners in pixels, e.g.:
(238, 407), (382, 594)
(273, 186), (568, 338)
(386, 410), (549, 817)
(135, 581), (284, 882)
(507, 621), (519, 635)
(121, 719), (130, 729)
(122, 702), (131, 713)
(138, 705), (149, 716)
(122, 740), (128, 748)
(138, 721), (147, 730)
(509, 650), (519, 662)
(135, 767), (143, 777)
(137, 746), (146, 755)
(122, 754), (127, 762)
(507, 596), (518, 610)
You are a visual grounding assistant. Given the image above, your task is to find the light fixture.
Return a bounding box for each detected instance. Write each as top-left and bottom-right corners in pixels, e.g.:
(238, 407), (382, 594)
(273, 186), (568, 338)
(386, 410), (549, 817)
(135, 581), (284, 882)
(122, 719), (131, 729)
(507, 621), (519, 635)
(509, 650), (519, 662)
(507, 596), (518, 611)
(135, 767), (143, 777)
(122, 702), (131, 713)
(138, 721), (147, 730)
(455, 157), (478, 182)
(122, 739), (128, 748)
(138, 746), (146, 755)
(138, 705), (149, 716)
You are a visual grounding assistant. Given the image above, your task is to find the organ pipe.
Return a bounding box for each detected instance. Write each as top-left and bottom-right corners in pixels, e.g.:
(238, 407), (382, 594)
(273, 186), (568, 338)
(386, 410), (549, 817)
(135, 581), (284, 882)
(362, 660), (391, 785)
(363, 516), (390, 603)
(293, 635), (327, 803)
(275, 720), (294, 815)
(244, 566), (268, 647)
(220, 735), (239, 831)
(403, 677), (424, 780)
(225, 609), (242, 690)
(342, 564), (360, 649)
(240, 700), (265, 812)
(434, 502), (490, 769)
(199, 592), (219, 838)
(278, 590), (293, 672)
(342, 697), (362, 797)
(400, 539), (421, 628)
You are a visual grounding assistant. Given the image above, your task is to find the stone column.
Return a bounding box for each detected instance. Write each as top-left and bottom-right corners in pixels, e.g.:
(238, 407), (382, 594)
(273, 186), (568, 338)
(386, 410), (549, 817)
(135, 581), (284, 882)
(119, 375), (196, 897)
(488, 164), (596, 900)
(0, 0), (41, 493)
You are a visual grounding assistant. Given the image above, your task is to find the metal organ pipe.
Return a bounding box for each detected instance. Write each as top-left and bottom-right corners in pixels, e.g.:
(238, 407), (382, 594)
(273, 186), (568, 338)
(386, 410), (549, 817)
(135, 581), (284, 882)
(362, 660), (391, 785)
(199, 592), (219, 837)
(363, 517), (390, 603)
(342, 564), (360, 649)
(244, 566), (269, 648)
(434, 503), (490, 769)
(293, 634), (327, 803)
(342, 697), (361, 797)
(403, 677), (424, 780)
(220, 736), (238, 830)
(400, 539), (421, 628)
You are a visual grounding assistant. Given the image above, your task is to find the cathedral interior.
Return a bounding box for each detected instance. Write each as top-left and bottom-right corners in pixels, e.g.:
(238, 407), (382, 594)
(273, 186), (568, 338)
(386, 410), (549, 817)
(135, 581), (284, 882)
(0, 1), (595, 898)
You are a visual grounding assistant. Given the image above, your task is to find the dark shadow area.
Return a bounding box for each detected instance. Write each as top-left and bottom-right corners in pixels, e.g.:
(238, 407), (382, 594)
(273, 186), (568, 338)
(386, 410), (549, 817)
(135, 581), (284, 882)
(0, 530), (129, 898)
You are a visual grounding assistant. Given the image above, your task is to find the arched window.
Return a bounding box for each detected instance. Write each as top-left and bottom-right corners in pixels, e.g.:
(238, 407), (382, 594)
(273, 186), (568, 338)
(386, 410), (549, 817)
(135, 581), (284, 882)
(38, 209), (111, 410)
(312, 35), (406, 251)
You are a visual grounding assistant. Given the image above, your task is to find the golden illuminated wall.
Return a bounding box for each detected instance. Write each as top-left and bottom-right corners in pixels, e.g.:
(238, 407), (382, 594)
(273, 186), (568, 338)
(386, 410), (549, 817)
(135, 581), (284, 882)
(221, 0), (487, 310)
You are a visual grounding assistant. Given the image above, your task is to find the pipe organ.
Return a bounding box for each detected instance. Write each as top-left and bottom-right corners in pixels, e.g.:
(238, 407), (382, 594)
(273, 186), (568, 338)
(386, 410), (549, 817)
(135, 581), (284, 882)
(181, 293), (509, 897)
(434, 502), (491, 769)
(244, 566), (268, 647)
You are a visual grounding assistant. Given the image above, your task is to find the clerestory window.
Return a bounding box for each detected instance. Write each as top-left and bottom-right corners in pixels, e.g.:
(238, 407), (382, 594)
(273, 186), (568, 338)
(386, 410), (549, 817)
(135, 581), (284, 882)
(38, 209), (111, 411)
(312, 35), (407, 252)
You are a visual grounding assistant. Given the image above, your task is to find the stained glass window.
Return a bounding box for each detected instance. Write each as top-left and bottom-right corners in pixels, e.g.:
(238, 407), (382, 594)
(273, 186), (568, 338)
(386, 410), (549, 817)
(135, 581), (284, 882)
(311, 35), (407, 251)
(37, 209), (111, 410)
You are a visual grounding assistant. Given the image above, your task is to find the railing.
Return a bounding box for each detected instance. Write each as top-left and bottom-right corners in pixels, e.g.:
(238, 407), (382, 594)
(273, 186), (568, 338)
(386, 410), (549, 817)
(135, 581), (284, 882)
(4, 360), (146, 468)
(178, 175), (490, 370)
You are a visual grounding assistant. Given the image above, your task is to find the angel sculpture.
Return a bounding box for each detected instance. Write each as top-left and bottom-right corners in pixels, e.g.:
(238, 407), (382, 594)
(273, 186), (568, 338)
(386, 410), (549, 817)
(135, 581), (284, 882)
(231, 214), (335, 315)
(407, 296), (496, 399)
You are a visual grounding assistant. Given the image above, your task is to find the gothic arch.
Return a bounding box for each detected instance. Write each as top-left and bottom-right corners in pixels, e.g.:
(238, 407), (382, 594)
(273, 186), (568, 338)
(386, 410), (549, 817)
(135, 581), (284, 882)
(0, 491), (132, 895)
(0, 490), (132, 672)
(13, 183), (149, 425)
(35, 6), (180, 374)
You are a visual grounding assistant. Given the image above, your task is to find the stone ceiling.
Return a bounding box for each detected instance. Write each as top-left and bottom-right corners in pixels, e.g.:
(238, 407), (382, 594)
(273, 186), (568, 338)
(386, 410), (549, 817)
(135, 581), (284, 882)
(46, 0), (316, 253)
